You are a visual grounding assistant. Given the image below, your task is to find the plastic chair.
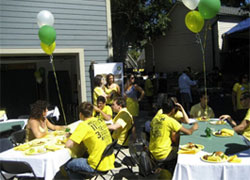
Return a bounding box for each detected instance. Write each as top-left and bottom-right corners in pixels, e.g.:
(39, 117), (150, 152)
(0, 138), (13, 153)
(0, 160), (38, 180)
(10, 129), (26, 146)
(77, 140), (117, 180)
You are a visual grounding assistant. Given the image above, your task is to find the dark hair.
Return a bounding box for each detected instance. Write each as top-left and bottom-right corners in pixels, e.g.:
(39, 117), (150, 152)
(29, 100), (48, 120)
(106, 73), (114, 85)
(94, 75), (103, 87)
(79, 102), (93, 118)
(114, 97), (126, 108)
(199, 91), (209, 99)
(97, 96), (106, 104)
(239, 73), (248, 83)
(162, 97), (175, 114)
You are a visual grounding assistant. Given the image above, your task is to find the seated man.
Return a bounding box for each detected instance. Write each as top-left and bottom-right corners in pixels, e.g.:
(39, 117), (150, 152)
(190, 92), (215, 119)
(93, 96), (113, 122)
(220, 92), (250, 146)
(145, 96), (190, 135)
(108, 97), (134, 147)
(149, 97), (198, 164)
(65, 102), (115, 179)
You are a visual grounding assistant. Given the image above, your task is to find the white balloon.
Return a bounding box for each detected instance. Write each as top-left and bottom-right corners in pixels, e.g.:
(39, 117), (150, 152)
(37, 10), (54, 27)
(182, 0), (200, 10)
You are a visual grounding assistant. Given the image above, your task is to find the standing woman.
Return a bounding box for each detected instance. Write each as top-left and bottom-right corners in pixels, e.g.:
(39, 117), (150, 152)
(25, 100), (66, 142)
(124, 74), (145, 118)
(105, 73), (121, 105)
(93, 74), (107, 106)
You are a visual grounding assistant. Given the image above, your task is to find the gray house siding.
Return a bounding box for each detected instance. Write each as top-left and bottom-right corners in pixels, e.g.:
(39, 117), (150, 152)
(0, 0), (111, 102)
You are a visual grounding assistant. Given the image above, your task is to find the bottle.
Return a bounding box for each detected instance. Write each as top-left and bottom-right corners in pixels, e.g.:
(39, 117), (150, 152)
(205, 127), (212, 137)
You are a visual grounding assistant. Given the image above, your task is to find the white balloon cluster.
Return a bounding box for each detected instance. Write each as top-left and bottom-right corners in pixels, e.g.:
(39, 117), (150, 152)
(182, 0), (200, 10)
(37, 10), (54, 28)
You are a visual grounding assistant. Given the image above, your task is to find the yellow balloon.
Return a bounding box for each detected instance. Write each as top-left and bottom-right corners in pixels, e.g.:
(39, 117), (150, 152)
(185, 11), (204, 33)
(40, 41), (56, 55)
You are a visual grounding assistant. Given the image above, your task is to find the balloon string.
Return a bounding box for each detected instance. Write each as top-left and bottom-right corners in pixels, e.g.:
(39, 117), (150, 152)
(196, 23), (209, 116)
(50, 55), (67, 125)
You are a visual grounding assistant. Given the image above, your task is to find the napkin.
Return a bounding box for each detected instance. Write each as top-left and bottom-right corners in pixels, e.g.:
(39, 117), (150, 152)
(228, 155), (241, 163)
(178, 149), (199, 154)
(221, 128), (234, 136)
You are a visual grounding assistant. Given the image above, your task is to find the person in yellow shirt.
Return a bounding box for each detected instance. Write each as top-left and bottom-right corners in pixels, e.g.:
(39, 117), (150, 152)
(232, 73), (250, 124)
(108, 97), (134, 147)
(93, 96), (113, 122)
(93, 75), (107, 106)
(65, 102), (115, 179)
(220, 92), (250, 146)
(149, 97), (198, 163)
(190, 92), (215, 119)
(104, 73), (121, 106)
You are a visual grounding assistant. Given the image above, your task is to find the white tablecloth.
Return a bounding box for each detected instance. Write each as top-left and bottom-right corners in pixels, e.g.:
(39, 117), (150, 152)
(173, 140), (250, 180)
(0, 147), (71, 180)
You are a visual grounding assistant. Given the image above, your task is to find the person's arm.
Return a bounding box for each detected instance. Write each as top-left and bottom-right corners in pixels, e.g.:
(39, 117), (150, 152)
(233, 120), (249, 134)
(65, 139), (76, 148)
(108, 123), (122, 130)
(175, 103), (189, 124)
(29, 119), (47, 138)
(179, 122), (198, 135)
(94, 106), (112, 121)
(116, 84), (121, 95)
(219, 115), (237, 127)
(134, 84), (145, 102)
(46, 118), (66, 131)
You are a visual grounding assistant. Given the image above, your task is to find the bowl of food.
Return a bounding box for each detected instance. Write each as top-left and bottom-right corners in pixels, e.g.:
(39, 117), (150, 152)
(201, 151), (228, 163)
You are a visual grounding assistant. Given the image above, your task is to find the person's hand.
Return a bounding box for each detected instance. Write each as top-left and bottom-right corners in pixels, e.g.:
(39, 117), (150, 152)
(192, 122), (199, 131)
(219, 115), (231, 121)
(94, 106), (101, 112)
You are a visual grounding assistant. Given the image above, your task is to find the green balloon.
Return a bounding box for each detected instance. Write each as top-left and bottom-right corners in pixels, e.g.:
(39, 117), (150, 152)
(38, 25), (56, 45)
(198, 0), (221, 19)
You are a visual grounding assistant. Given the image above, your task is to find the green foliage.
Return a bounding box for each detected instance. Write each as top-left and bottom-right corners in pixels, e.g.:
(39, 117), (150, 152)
(111, 0), (173, 62)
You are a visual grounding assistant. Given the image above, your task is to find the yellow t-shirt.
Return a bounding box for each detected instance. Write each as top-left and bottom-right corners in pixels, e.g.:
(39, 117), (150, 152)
(112, 108), (133, 146)
(242, 109), (250, 141)
(104, 86), (119, 105)
(149, 113), (182, 160)
(93, 87), (105, 105)
(233, 83), (250, 109)
(69, 117), (115, 171)
(93, 105), (113, 121)
(190, 103), (215, 118)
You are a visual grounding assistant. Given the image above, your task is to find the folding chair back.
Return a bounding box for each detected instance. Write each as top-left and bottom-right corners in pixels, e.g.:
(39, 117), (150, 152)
(78, 140), (117, 180)
(0, 138), (13, 153)
(10, 129), (26, 146)
(0, 160), (37, 180)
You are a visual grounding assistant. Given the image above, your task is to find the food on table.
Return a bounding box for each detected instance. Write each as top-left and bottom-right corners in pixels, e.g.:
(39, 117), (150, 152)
(209, 120), (226, 125)
(228, 155), (241, 163)
(213, 128), (234, 137)
(202, 151), (228, 162)
(53, 131), (66, 136)
(45, 144), (61, 151)
(30, 140), (46, 147)
(24, 146), (47, 155)
(14, 143), (30, 151)
(180, 142), (204, 150)
(196, 116), (209, 121)
(178, 142), (204, 154)
(56, 138), (67, 145)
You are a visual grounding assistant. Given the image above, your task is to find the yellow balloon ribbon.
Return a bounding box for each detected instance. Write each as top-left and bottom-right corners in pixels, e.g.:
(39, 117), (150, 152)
(40, 41), (56, 55)
(185, 11), (204, 33)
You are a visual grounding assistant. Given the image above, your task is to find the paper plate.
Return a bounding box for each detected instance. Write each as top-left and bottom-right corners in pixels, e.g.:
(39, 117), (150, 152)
(180, 144), (204, 151)
(30, 140), (46, 147)
(45, 144), (61, 151)
(209, 120), (226, 125)
(24, 147), (46, 155)
(196, 117), (209, 122)
(212, 131), (233, 137)
(14, 143), (30, 151)
(201, 155), (228, 163)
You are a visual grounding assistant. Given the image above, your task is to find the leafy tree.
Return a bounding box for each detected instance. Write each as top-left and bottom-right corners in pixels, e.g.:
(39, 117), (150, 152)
(111, 0), (173, 62)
